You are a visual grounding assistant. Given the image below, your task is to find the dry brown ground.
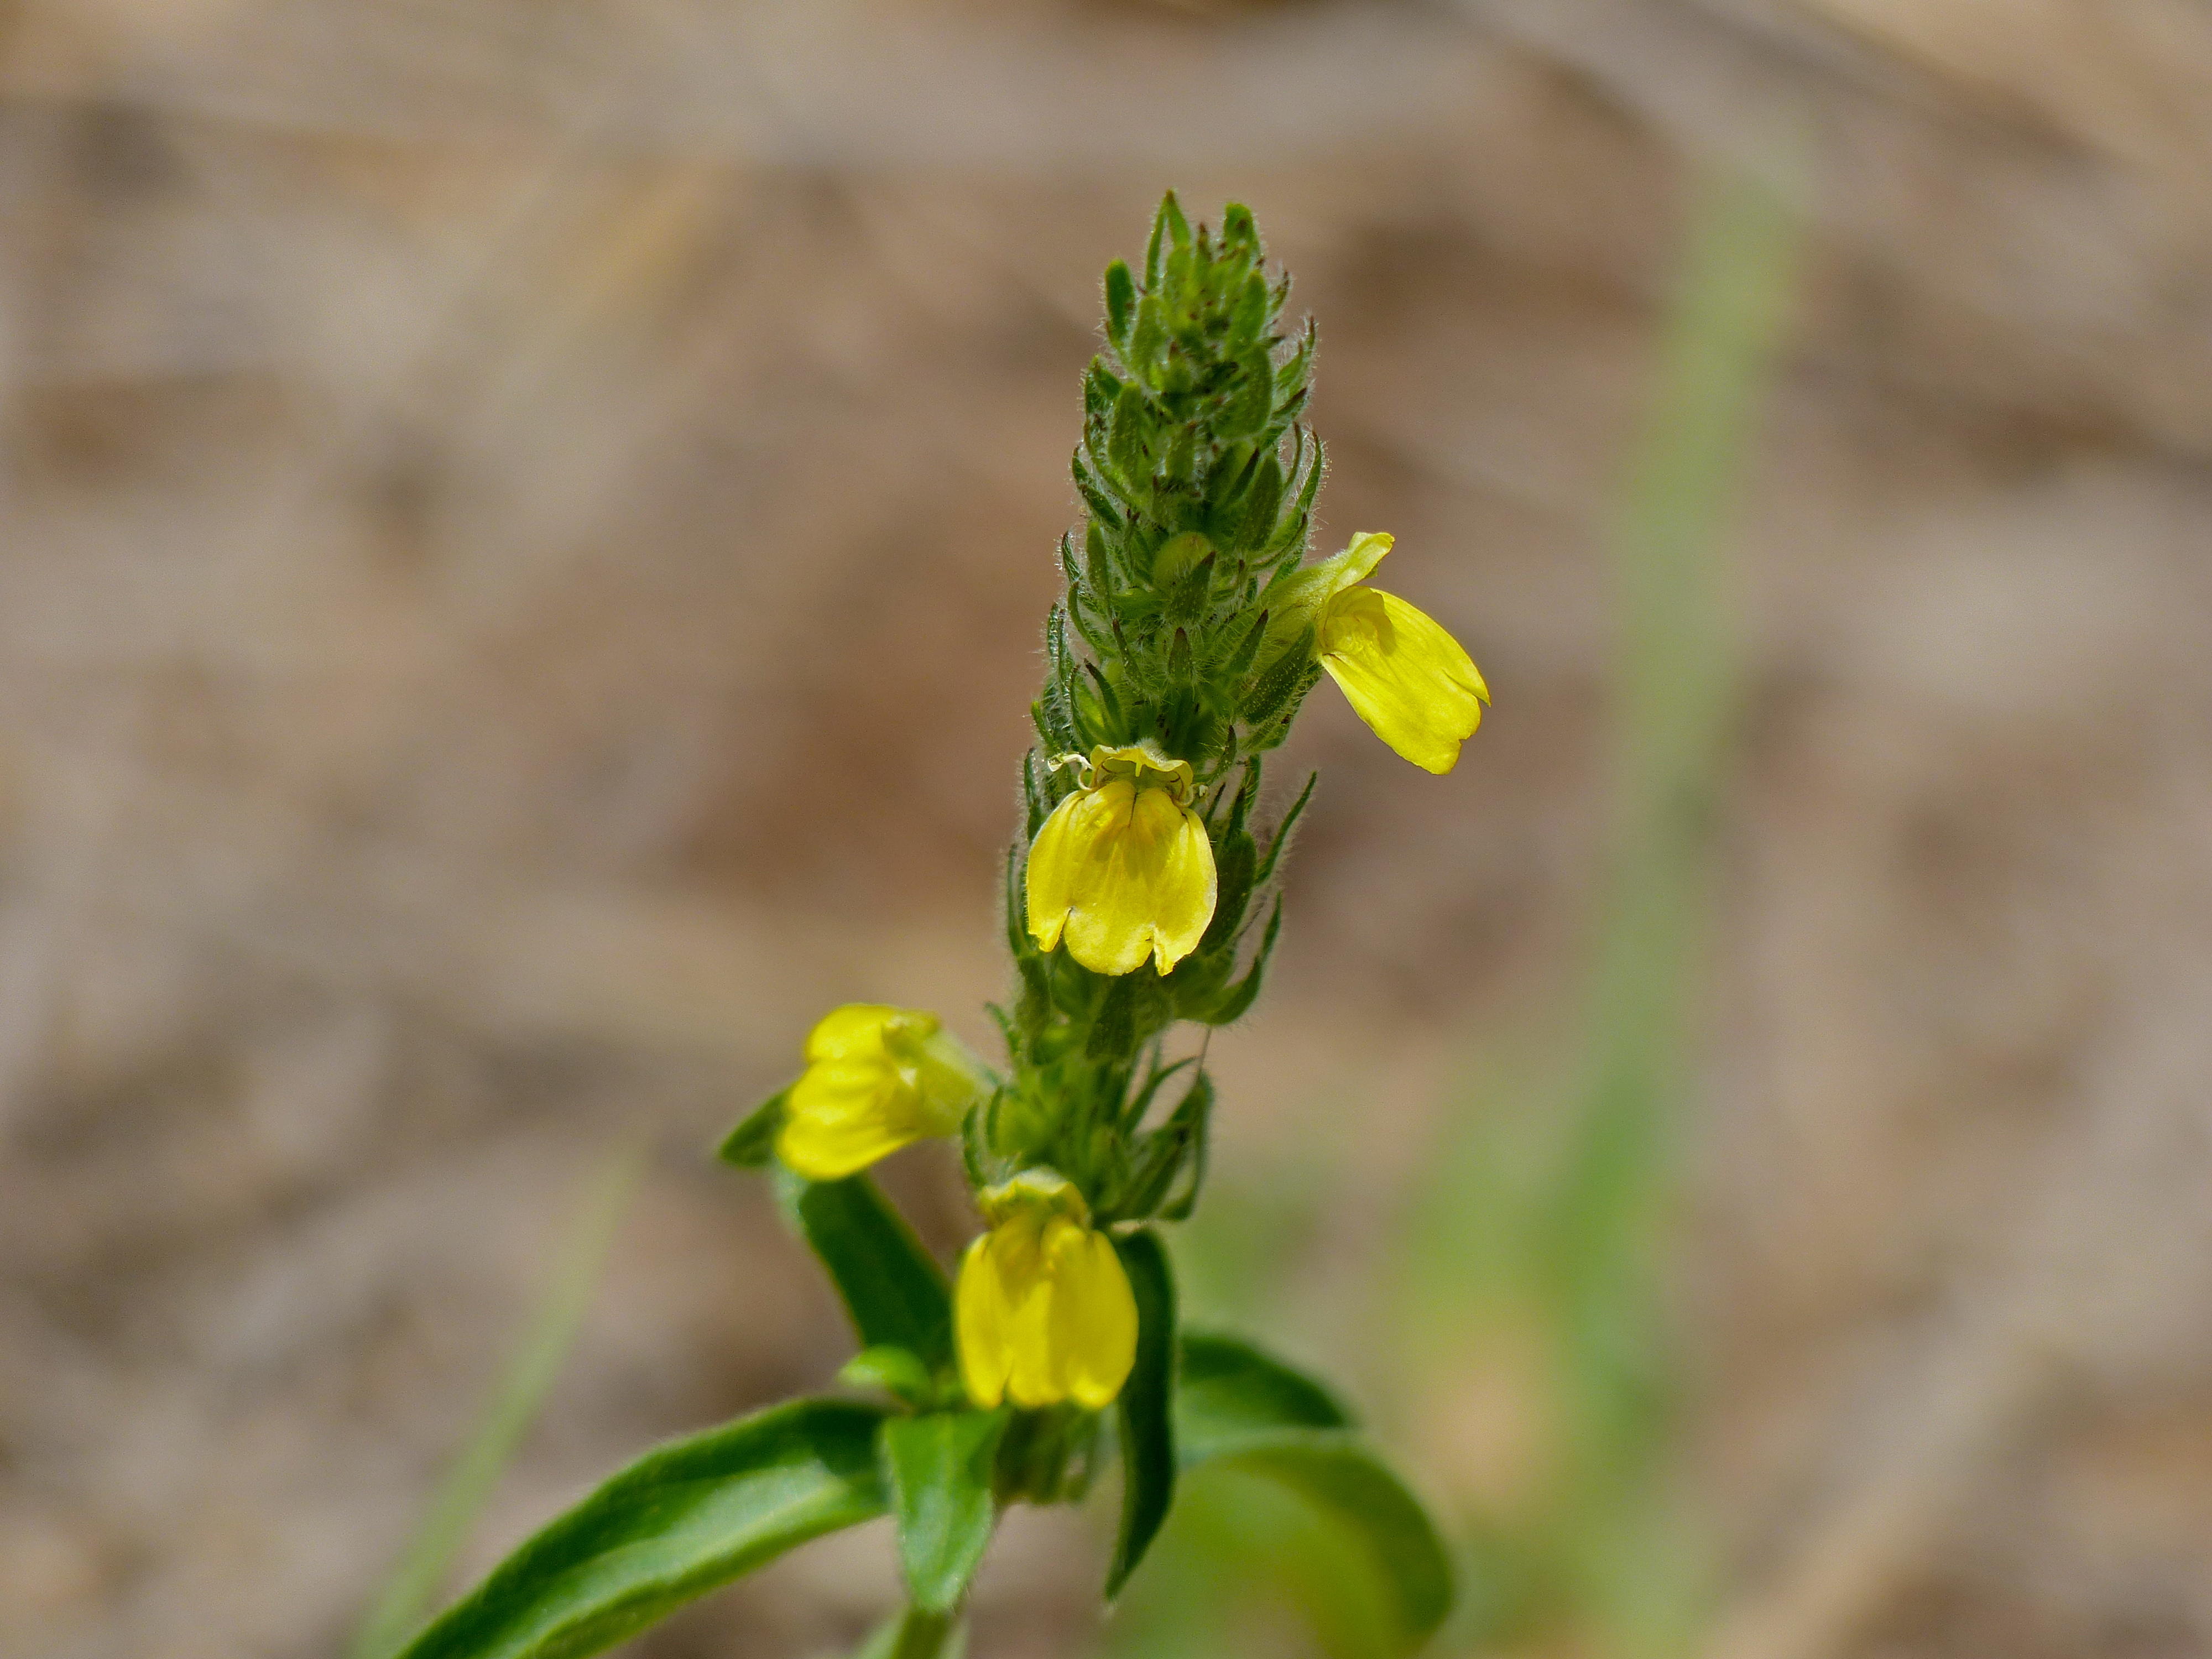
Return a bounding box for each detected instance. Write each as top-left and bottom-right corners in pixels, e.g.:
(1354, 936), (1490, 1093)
(3, 3), (2212, 1657)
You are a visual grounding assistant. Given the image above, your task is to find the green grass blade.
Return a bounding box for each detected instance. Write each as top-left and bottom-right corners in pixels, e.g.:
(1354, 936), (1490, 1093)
(351, 1147), (645, 1659)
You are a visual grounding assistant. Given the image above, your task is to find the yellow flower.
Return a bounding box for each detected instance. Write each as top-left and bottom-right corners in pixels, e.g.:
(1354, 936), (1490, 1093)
(1266, 531), (1488, 774)
(957, 1170), (1137, 1411)
(776, 1004), (983, 1181)
(1025, 742), (1217, 978)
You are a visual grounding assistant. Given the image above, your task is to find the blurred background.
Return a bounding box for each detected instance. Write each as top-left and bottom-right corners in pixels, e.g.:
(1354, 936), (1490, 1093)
(7, 2), (2212, 1657)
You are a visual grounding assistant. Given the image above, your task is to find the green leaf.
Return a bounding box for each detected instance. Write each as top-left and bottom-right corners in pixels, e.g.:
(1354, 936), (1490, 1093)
(1240, 629), (1316, 728)
(883, 1411), (1006, 1613)
(1107, 381), (1154, 494)
(1217, 607), (1271, 684)
(1117, 1053), (1197, 1135)
(715, 1086), (789, 1168)
(1198, 828), (1256, 954)
(1228, 272), (1269, 350)
(1159, 190), (1192, 254)
(1253, 771), (1318, 885)
(1263, 430), (1324, 561)
(1115, 1072), (1212, 1221)
(839, 1346), (936, 1407)
(1103, 260), (1136, 353)
(1222, 201), (1259, 255)
(1192, 895), (1280, 1028)
(1128, 298), (1166, 384)
(778, 1171), (954, 1371)
(1175, 1331), (1350, 1461)
(394, 1399), (889, 1659)
(1085, 973), (1137, 1061)
(1197, 1431), (1454, 1655)
(1107, 1230), (1177, 1598)
(1219, 346), (1275, 440)
(1165, 1334), (1451, 1655)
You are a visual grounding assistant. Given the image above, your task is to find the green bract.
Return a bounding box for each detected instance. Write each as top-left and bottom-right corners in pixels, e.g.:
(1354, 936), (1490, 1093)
(392, 195), (1460, 1659)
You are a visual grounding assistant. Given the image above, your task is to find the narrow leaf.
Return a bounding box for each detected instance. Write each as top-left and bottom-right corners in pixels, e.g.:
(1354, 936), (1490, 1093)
(394, 1400), (889, 1659)
(1117, 1053), (1197, 1134)
(884, 1411), (1007, 1613)
(1254, 772), (1318, 885)
(1199, 830), (1256, 954)
(1195, 896), (1280, 1028)
(1160, 191), (1191, 252)
(1175, 1331), (1351, 1462)
(1107, 1230), (1177, 1598)
(1103, 260), (1136, 352)
(839, 1346), (936, 1407)
(780, 1171), (954, 1370)
(716, 1087), (790, 1168)
(1148, 1076), (1213, 1224)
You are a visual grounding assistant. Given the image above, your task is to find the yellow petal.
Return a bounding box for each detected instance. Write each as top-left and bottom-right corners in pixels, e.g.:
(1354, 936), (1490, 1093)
(956, 1234), (1012, 1409)
(1328, 530), (1395, 593)
(1050, 1225), (1138, 1410)
(956, 1177), (1137, 1412)
(1023, 786), (1095, 956)
(977, 1166), (1089, 1227)
(1052, 784), (1217, 977)
(778, 1056), (925, 1181)
(1026, 780), (1218, 976)
(1084, 742), (1196, 803)
(1260, 530), (1396, 660)
(1319, 587), (1488, 774)
(1142, 796), (1219, 975)
(988, 1209), (1060, 1408)
(805, 1004), (937, 1063)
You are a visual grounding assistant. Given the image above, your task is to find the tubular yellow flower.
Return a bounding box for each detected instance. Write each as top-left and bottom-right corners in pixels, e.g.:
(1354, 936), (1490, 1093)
(1266, 531), (1488, 774)
(957, 1171), (1137, 1411)
(1025, 742), (1217, 977)
(776, 1004), (982, 1181)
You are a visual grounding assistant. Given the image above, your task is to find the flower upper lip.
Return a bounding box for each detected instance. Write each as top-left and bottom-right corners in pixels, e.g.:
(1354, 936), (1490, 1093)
(1052, 741), (1197, 804)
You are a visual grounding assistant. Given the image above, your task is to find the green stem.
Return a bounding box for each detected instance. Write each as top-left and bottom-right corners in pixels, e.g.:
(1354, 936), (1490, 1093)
(859, 1604), (958, 1659)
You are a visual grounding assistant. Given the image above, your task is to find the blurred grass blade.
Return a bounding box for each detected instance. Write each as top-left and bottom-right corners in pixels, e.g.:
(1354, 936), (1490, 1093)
(350, 1146), (645, 1659)
(1611, 158), (1802, 808)
(1390, 154), (1803, 1659)
(1558, 154), (1803, 1453)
